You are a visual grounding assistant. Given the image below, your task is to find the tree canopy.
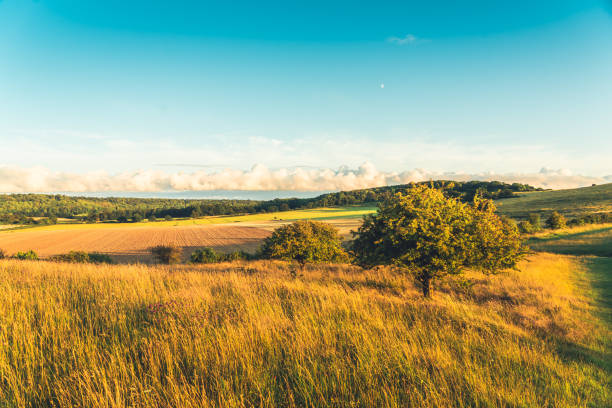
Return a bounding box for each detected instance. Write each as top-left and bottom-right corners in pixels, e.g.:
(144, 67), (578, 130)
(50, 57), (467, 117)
(351, 185), (525, 297)
(259, 220), (349, 265)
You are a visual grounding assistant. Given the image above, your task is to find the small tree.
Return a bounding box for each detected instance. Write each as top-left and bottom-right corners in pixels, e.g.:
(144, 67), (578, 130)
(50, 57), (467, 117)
(150, 245), (182, 264)
(546, 211), (566, 230)
(517, 220), (534, 234)
(527, 213), (541, 231)
(351, 186), (525, 297)
(259, 220), (349, 267)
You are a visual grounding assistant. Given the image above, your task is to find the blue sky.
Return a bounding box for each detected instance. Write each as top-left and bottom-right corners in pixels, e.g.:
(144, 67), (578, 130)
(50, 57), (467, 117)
(0, 0), (611, 192)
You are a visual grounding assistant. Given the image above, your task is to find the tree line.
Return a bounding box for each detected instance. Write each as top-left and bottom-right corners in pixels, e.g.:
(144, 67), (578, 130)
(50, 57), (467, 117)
(0, 180), (540, 224)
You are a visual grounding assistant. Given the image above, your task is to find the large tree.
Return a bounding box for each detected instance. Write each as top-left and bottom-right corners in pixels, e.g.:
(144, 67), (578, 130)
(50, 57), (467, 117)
(259, 220), (349, 266)
(351, 185), (525, 297)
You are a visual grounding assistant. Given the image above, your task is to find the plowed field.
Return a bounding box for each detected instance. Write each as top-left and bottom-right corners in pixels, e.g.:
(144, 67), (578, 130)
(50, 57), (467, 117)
(0, 225), (271, 263)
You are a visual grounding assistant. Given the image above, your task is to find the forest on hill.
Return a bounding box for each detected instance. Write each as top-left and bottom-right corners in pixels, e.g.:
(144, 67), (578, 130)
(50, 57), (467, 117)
(0, 180), (539, 224)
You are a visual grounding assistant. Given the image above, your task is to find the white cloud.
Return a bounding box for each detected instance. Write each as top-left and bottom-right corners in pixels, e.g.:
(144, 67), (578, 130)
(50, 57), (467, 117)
(387, 34), (424, 45)
(2, 128), (610, 177)
(0, 163), (607, 193)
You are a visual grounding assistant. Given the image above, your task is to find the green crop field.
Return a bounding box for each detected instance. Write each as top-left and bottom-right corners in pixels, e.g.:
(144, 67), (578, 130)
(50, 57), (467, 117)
(496, 183), (612, 220)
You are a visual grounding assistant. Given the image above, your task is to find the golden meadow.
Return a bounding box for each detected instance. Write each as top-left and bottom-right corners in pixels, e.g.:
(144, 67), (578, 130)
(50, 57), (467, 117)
(0, 253), (609, 407)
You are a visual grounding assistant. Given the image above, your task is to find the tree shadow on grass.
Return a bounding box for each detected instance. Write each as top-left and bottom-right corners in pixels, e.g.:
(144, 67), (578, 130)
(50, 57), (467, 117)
(528, 226), (612, 244)
(554, 339), (611, 373)
(581, 257), (612, 326)
(106, 242), (263, 264)
(554, 256), (612, 374)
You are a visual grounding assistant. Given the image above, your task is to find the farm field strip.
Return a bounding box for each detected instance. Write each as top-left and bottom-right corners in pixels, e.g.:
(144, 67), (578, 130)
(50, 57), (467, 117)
(0, 225), (271, 262)
(0, 206), (370, 263)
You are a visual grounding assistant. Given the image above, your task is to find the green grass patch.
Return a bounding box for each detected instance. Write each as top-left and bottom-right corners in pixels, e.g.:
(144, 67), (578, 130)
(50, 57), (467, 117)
(496, 183), (612, 220)
(528, 225), (612, 257)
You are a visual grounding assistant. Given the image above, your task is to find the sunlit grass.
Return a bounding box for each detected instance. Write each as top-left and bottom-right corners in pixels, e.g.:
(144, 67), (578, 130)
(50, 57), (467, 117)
(0, 253), (609, 407)
(495, 183), (612, 219)
(528, 224), (612, 257)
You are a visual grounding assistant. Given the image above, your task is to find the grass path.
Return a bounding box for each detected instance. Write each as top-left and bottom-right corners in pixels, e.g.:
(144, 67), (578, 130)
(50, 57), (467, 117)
(528, 224), (612, 380)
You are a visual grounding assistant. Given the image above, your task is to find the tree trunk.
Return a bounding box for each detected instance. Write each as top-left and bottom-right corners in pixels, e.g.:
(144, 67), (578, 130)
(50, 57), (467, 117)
(421, 276), (433, 298)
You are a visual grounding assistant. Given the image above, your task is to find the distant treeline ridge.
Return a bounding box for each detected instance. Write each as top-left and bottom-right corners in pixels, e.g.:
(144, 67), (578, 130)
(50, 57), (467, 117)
(0, 180), (539, 224)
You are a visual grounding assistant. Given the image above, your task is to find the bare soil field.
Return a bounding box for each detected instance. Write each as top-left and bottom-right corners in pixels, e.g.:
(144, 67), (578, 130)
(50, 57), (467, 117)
(0, 216), (364, 264)
(0, 225), (271, 263)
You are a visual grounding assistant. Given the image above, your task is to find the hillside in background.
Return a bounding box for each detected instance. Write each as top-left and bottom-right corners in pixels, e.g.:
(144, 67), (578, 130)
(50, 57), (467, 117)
(2, 182), (611, 228)
(495, 183), (612, 220)
(0, 180), (537, 224)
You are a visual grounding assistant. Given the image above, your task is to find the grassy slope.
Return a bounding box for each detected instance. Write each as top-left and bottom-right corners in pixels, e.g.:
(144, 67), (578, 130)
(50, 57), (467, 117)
(0, 254), (609, 407)
(528, 224), (612, 257)
(496, 183), (612, 220)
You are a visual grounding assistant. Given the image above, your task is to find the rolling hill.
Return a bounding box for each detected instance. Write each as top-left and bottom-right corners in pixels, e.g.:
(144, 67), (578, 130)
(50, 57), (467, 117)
(495, 183), (612, 220)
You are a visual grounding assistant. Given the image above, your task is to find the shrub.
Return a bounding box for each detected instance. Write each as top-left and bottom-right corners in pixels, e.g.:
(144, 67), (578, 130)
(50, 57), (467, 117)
(164, 215), (173, 221)
(567, 212), (612, 226)
(546, 211), (567, 230)
(223, 250), (252, 262)
(50, 251), (114, 264)
(88, 252), (114, 264)
(259, 220), (349, 266)
(148, 215), (157, 222)
(13, 250), (39, 260)
(351, 185), (526, 297)
(51, 251), (90, 263)
(0, 248), (5, 259)
(518, 221), (534, 234)
(191, 247), (218, 264)
(191, 248), (254, 264)
(527, 213), (541, 231)
(151, 245), (182, 264)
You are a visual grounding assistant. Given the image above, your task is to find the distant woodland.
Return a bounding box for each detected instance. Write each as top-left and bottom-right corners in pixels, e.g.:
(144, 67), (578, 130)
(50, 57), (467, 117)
(0, 180), (539, 224)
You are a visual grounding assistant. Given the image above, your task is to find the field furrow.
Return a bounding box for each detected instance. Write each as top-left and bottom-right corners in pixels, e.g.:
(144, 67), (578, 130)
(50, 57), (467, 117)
(0, 225), (271, 263)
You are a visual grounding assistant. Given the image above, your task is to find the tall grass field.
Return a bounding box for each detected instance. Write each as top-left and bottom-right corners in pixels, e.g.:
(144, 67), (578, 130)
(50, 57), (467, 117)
(0, 254), (609, 407)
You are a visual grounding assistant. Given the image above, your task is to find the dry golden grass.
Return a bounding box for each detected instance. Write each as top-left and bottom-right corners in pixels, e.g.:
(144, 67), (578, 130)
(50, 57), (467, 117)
(0, 253), (609, 407)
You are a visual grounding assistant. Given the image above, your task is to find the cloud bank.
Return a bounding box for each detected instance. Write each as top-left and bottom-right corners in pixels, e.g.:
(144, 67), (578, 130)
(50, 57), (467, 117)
(0, 163), (609, 193)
